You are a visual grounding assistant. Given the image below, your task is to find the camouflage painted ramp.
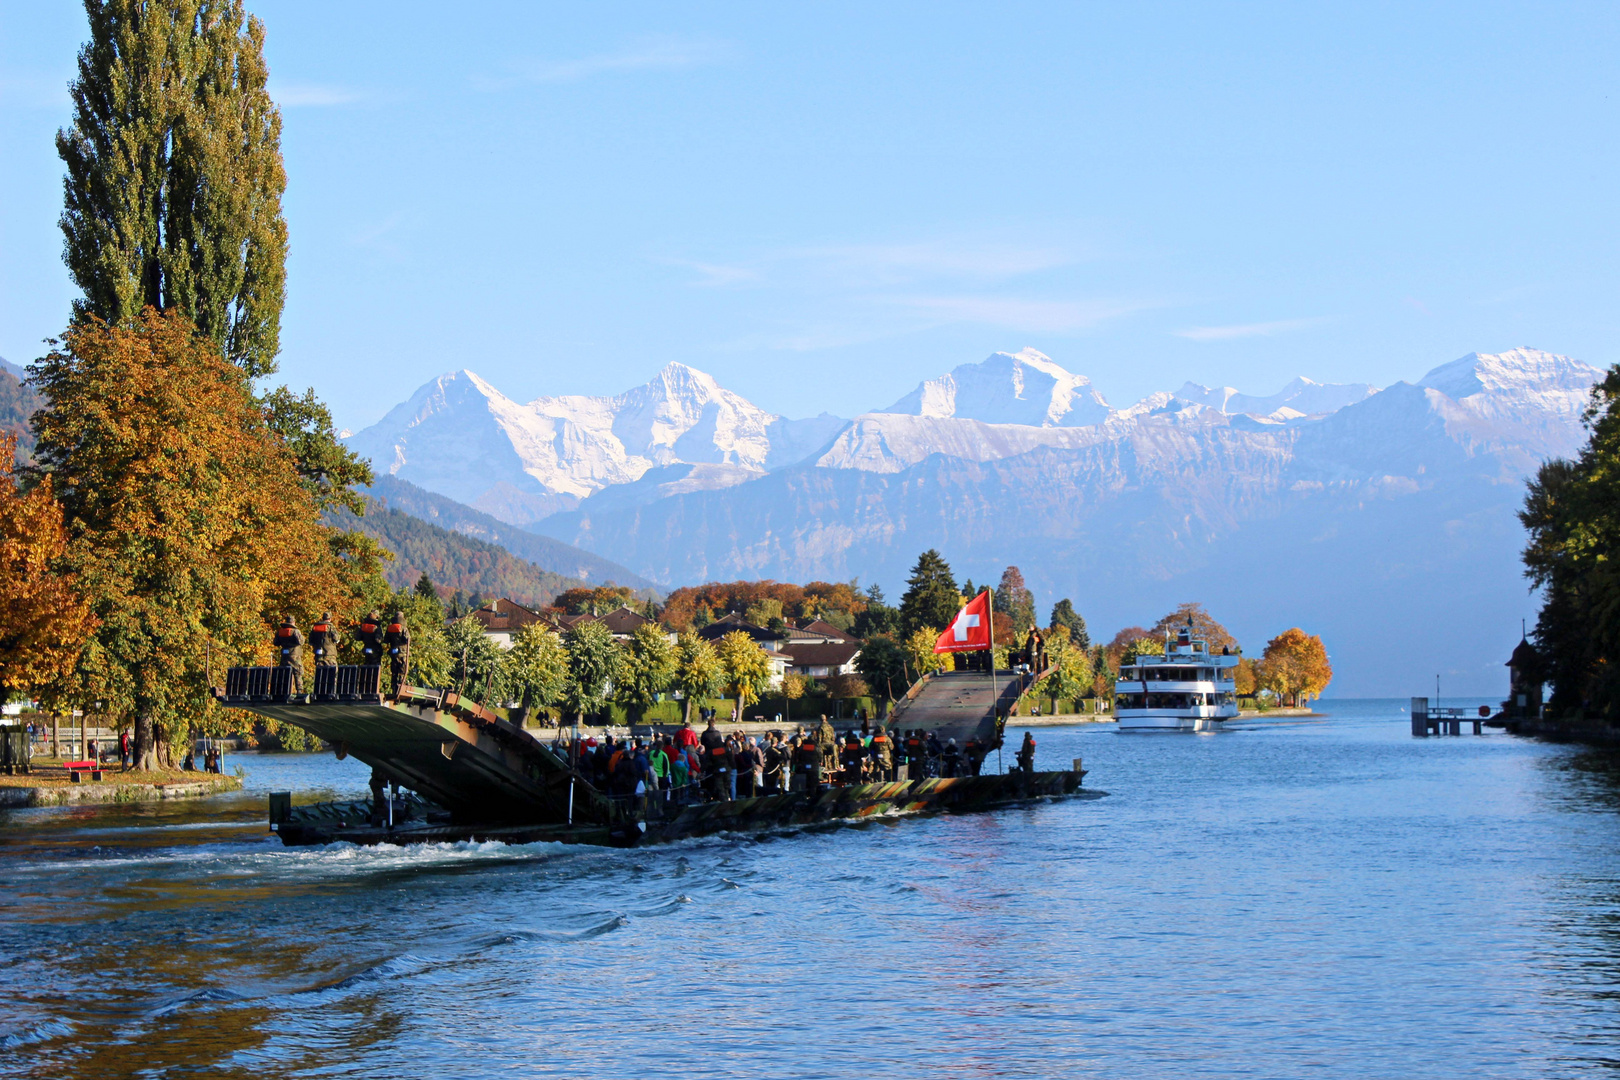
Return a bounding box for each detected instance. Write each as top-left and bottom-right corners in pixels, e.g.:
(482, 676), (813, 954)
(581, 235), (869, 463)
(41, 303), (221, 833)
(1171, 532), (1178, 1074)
(217, 671), (580, 824)
(886, 670), (1027, 747)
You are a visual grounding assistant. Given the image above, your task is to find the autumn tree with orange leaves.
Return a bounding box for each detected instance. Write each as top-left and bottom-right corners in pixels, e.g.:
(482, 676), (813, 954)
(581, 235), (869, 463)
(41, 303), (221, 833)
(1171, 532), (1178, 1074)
(0, 434), (96, 697)
(30, 312), (365, 769)
(1257, 628), (1333, 706)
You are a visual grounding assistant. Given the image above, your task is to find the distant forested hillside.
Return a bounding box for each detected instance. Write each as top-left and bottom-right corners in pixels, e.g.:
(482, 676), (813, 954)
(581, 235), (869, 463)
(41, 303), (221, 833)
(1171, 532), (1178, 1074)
(330, 502), (593, 609)
(362, 474), (657, 591)
(0, 357), (44, 460)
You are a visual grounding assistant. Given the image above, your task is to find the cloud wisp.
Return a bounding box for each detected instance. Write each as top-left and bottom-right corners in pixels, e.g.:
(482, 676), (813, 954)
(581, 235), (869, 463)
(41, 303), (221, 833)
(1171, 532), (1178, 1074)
(269, 81), (366, 107)
(1174, 317), (1327, 342)
(896, 294), (1149, 334)
(491, 37), (728, 88)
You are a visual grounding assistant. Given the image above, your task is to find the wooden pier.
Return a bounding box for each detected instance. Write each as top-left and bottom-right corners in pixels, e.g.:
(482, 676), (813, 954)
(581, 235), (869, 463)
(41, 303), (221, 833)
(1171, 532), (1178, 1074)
(1410, 697), (1489, 736)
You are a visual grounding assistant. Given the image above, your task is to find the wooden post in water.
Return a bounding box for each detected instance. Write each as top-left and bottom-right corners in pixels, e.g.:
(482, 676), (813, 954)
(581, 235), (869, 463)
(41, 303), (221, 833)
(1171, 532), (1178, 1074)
(1410, 697), (1428, 737)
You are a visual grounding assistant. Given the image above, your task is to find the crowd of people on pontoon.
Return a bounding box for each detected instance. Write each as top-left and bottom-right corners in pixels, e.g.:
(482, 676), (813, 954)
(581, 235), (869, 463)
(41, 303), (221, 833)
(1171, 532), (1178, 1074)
(554, 714), (1001, 803)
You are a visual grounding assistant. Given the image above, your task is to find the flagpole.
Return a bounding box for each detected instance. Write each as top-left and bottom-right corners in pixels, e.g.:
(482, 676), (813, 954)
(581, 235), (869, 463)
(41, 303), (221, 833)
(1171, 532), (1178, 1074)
(987, 588), (1001, 774)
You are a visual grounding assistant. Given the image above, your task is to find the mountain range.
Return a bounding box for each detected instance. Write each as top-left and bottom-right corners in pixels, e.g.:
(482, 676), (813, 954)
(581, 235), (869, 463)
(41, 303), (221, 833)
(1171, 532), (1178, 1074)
(348, 346), (1604, 695)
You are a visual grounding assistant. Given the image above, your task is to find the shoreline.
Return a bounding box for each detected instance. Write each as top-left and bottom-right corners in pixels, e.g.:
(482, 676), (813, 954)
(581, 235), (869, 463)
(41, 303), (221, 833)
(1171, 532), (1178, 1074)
(0, 767), (242, 808)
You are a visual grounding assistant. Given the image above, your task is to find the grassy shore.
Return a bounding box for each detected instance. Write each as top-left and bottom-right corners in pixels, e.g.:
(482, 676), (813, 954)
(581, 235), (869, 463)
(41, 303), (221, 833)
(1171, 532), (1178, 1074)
(0, 757), (242, 807)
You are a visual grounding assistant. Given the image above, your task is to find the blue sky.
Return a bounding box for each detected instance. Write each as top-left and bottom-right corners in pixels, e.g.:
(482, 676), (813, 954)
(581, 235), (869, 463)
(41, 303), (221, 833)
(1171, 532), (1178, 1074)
(3, 1), (1618, 431)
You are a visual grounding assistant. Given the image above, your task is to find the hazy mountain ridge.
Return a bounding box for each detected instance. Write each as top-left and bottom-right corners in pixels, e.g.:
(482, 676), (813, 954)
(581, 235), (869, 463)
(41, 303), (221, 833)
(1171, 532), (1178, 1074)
(361, 474), (658, 592)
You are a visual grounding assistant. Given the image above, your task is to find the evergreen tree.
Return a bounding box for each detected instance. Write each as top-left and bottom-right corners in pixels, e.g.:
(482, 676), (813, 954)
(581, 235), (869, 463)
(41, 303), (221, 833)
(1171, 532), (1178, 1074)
(1050, 598), (1090, 648)
(414, 573), (437, 603)
(996, 566), (1035, 633)
(899, 549), (960, 637)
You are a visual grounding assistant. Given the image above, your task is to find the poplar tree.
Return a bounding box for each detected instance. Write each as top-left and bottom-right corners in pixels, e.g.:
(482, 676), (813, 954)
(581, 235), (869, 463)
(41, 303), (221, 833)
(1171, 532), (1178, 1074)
(58, 0), (287, 379)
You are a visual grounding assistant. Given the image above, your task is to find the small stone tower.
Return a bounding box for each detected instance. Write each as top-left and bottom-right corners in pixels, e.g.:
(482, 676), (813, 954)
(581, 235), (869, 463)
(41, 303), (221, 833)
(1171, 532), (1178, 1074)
(1505, 635), (1544, 719)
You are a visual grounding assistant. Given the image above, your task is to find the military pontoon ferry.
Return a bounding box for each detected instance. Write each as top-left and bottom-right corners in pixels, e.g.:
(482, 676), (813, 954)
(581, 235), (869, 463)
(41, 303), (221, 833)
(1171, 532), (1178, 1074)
(218, 665), (1098, 848)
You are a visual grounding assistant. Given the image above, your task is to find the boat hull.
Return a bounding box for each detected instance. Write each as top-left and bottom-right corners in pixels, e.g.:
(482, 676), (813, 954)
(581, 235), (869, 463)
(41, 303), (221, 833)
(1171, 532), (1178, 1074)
(1116, 711), (1233, 731)
(273, 770), (1098, 848)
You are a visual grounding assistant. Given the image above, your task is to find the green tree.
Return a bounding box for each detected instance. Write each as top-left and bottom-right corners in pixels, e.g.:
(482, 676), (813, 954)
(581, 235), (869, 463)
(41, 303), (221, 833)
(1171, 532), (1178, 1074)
(853, 583), (899, 639)
(1049, 598), (1090, 648)
(505, 623), (568, 722)
(899, 549), (959, 637)
(673, 631), (724, 723)
(59, 0), (287, 379)
(1521, 367), (1620, 718)
(414, 572), (438, 603)
(616, 623), (677, 724)
(905, 626), (947, 678)
(996, 566), (1036, 633)
(563, 619), (620, 725)
(1035, 630), (1093, 707)
(743, 597), (784, 628)
(855, 633), (909, 706)
(716, 630), (773, 711)
(385, 586), (450, 690)
(446, 616), (506, 701)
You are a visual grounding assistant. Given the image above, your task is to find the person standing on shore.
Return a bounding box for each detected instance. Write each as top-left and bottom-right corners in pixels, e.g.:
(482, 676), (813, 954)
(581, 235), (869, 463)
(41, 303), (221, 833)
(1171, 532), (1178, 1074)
(794, 729), (821, 791)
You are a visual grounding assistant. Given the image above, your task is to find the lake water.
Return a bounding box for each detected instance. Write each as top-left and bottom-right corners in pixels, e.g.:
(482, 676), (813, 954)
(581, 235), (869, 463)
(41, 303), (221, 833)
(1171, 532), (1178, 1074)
(2, 699), (1618, 1078)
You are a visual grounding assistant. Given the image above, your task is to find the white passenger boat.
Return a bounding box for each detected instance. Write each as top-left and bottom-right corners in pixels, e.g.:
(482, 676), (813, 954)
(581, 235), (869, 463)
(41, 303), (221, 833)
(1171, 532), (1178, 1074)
(1114, 623), (1240, 731)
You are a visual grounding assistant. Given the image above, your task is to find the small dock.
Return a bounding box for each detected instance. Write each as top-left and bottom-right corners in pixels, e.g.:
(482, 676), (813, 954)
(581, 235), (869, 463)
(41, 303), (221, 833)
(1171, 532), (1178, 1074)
(1410, 697), (1490, 736)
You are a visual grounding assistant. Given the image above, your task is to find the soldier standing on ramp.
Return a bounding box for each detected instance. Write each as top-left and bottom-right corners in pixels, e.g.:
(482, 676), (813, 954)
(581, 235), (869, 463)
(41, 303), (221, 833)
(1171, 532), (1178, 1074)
(384, 612), (412, 694)
(309, 612), (337, 667)
(274, 616), (304, 692)
(355, 612), (383, 664)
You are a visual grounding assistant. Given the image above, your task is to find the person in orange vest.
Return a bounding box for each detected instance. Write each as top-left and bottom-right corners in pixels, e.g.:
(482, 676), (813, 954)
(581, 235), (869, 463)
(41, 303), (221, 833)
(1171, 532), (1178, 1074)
(706, 737), (734, 801)
(1017, 731), (1037, 773)
(273, 616), (304, 692)
(903, 729), (926, 781)
(841, 731), (865, 783)
(794, 730), (822, 792)
(355, 611), (383, 667)
(868, 725), (894, 781)
(309, 612), (337, 667)
(383, 612), (411, 693)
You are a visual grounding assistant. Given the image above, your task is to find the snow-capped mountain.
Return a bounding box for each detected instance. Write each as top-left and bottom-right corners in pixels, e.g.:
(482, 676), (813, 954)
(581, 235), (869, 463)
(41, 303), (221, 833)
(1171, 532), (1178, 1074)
(346, 363), (844, 524)
(347, 344), (1604, 693)
(1172, 375), (1378, 419)
(878, 347), (1112, 427)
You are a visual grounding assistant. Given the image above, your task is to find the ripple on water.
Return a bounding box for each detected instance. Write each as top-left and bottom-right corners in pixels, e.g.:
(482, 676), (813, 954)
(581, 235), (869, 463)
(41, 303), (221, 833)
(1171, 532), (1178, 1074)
(3, 701), (1620, 1079)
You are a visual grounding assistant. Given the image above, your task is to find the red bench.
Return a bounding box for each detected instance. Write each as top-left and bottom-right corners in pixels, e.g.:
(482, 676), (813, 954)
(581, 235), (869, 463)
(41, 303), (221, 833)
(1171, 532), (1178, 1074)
(65, 760), (104, 782)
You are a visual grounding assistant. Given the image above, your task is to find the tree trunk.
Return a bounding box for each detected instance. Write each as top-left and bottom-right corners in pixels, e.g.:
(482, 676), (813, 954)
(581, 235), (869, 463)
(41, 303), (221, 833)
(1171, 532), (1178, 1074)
(134, 711), (158, 772)
(682, 695), (691, 725)
(51, 713), (59, 758)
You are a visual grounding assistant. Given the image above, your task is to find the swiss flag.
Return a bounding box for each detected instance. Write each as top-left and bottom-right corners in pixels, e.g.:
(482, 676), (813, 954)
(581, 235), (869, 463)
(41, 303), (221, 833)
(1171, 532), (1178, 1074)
(934, 590), (992, 653)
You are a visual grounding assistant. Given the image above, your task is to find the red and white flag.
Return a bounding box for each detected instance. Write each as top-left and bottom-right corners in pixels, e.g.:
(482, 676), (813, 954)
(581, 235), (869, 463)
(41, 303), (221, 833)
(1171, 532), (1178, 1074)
(934, 591), (992, 653)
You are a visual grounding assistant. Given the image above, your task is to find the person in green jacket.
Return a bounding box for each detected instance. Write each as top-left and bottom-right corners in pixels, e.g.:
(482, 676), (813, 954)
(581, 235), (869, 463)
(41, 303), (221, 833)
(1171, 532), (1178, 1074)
(649, 739), (672, 797)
